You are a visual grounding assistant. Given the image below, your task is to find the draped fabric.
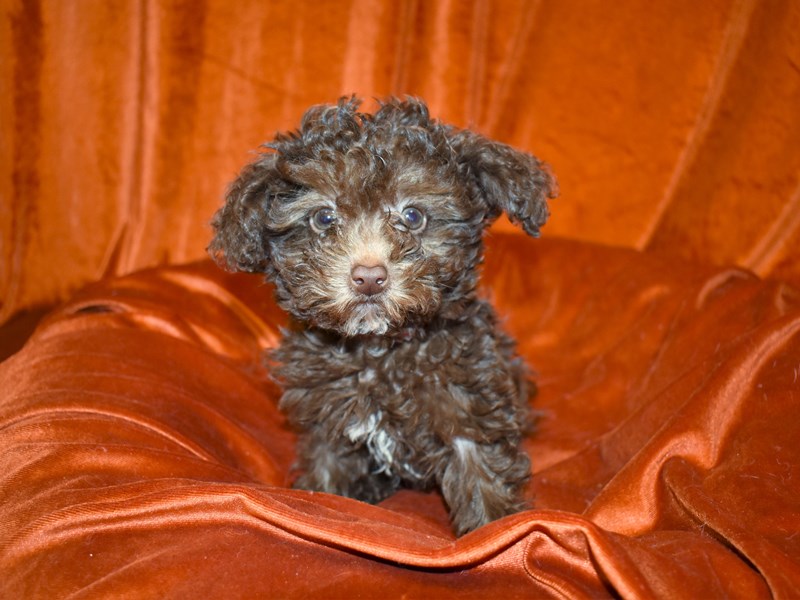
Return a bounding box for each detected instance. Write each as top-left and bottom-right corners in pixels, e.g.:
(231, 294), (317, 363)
(3, 235), (800, 597)
(2, 0), (799, 325)
(2, 1), (800, 597)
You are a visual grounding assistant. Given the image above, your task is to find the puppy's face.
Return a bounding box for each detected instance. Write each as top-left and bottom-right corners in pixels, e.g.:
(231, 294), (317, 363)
(210, 97), (555, 337)
(265, 152), (484, 336)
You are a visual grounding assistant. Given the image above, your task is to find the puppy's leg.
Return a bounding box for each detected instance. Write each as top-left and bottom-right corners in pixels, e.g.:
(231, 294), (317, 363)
(293, 431), (397, 504)
(440, 437), (530, 535)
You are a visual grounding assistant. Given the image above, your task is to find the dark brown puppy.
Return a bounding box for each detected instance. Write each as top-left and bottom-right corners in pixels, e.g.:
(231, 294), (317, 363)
(210, 97), (556, 535)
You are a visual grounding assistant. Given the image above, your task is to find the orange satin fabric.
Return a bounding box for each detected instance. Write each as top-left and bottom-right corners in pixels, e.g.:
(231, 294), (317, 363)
(2, 0), (800, 325)
(2, 235), (799, 597)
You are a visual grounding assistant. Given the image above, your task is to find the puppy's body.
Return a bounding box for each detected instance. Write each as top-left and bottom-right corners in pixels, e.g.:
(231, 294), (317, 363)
(274, 301), (529, 534)
(210, 97), (556, 535)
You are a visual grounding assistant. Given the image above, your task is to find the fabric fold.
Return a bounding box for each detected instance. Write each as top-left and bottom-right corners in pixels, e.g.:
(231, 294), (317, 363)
(2, 236), (799, 597)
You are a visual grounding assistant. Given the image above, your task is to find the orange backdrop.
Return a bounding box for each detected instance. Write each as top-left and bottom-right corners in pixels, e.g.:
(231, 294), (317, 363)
(2, 0), (799, 326)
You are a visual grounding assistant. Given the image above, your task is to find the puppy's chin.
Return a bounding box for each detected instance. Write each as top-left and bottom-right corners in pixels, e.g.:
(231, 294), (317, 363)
(341, 303), (391, 337)
(295, 284), (442, 338)
(306, 301), (408, 338)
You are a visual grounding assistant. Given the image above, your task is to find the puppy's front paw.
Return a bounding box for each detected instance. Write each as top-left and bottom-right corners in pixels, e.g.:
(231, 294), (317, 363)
(441, 437), (530, 535)
(292, 435), (398, 504)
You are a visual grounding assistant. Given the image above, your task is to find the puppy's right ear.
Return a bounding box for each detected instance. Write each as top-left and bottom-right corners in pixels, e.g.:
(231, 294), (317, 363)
(209, 154), (284, 273)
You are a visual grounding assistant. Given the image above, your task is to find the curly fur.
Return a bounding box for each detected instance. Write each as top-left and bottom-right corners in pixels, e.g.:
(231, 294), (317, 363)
(210, 97), (556, 535)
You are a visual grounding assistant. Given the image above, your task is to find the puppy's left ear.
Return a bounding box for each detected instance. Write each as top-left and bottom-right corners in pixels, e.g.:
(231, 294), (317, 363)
(449, 129), (557, 237)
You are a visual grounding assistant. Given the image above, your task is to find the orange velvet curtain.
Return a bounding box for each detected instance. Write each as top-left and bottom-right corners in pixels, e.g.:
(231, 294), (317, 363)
(2, 0), (799, 326)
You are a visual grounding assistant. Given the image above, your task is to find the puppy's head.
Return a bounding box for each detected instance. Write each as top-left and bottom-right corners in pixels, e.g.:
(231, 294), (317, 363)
(210, 97), (556, 337)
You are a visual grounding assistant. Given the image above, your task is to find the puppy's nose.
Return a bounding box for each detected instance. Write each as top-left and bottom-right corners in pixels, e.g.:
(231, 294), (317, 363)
(351, 264), (388, 296)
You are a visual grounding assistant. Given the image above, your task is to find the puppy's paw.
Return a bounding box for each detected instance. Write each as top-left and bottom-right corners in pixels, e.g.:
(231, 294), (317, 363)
(441, 437), (531, 535)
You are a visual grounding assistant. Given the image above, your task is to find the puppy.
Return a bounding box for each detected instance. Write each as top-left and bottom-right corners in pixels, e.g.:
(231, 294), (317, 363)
(210, 97), (556, 535)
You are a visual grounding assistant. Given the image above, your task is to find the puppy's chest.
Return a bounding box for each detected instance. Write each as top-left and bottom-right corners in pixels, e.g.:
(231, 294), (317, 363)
(340, 357), (450, 480)
(344, 342), (456, 434)
(280, 329), (480, 474)
(276, 307), (522, 479)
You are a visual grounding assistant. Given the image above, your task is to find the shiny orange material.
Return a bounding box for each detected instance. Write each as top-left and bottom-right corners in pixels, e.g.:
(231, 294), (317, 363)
(2, 235), (799, 596)
(2, 1), (800, 596)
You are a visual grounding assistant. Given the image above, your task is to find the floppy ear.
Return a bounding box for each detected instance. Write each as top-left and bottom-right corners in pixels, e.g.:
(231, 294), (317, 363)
(448, 129), (557, 237)
(208, 153), (286, 273)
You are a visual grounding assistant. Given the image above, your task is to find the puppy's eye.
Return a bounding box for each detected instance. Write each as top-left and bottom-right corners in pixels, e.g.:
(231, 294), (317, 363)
(401, 206), (426, 231)
(311, 207), (336, 232)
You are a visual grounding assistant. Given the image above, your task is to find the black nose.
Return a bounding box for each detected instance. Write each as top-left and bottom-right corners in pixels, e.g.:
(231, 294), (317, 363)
(351, 264), (388, 296)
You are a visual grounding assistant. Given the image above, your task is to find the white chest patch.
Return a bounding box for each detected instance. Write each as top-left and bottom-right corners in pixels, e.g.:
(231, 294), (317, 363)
(344, 410), (397, 476)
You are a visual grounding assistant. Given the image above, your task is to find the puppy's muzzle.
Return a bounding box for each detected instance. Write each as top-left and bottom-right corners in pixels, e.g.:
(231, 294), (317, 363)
(351, 264), (388, 297)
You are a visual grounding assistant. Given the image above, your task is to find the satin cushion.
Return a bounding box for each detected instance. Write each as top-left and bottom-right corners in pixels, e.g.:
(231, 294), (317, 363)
(1, 234), (798, 597)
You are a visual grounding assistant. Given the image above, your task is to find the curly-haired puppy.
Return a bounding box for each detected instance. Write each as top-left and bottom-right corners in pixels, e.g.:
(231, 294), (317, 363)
(210, 97), (556, 535)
